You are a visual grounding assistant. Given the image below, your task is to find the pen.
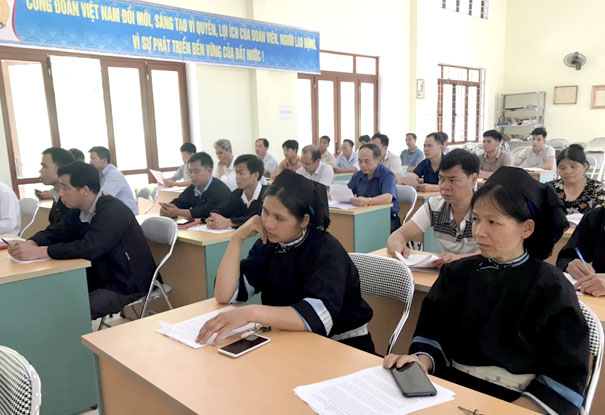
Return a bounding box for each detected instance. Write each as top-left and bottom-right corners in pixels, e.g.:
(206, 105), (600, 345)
(575, 247), (589, 269)
(1, 238), (9, 245)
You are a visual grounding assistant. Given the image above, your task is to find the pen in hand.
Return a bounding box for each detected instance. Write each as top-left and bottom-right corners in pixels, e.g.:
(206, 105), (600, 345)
(575, 247), (592, 274)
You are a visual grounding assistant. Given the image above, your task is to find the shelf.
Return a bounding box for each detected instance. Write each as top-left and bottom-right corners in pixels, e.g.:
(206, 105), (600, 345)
(497, 124), (543, 128)
(499, 108), (544, 112)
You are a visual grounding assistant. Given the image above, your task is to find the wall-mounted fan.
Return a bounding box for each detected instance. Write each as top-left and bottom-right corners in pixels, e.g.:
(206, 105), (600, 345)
(564, 52), (586, 70)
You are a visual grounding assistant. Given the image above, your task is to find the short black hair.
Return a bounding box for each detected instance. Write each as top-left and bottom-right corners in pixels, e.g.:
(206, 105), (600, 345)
(180, 142), (197, 154)
(302, 145), (321, 162)
(256, 138), (269, 148)
(482, 130), (503, 142)
(358, 135), (371, 144)
(319, 135), (331, 144)
(89, 146), (111, 164)
(282, 139), (299, 151)
(556, 144), (587, 167)
(42, 148), (75, 167)
(426, 132), (447, 146)
(371, 132), (389, 147)
(406, 133), (417, 140)
(234, 154), (264, 179)
(359, 143), (381, 159)
(343, 139), (354, 147)
(57, 161), (101, 193)
(531, 127), (547, 138)
(188, 152), (213, 170)
(68, 148), (85, 162)
(439, 149), (480, 175)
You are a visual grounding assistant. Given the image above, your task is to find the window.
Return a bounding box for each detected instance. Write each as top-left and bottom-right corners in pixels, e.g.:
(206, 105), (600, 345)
(298, 51), (378, 153)
(0, 46), (190, 196)
(442, 0), (489, 19)
(437, 64), (484, 143)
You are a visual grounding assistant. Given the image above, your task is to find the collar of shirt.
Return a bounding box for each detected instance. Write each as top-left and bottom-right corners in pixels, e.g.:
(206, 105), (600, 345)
(101, 164), (114, 178)
(342, 152), (356, 162)
(483, 148), (502, 160)
(241, 182), (262, 208)
(531, 147), (546, 157)
(194, 176), (213, 197)
(439, 201), (472, 233)
(276, 228), (308, 253)
(50, 188), (59, 202)
(479, 251), (530, 270)
(79, 192), (103, 223)
(361, 163), (387, 182)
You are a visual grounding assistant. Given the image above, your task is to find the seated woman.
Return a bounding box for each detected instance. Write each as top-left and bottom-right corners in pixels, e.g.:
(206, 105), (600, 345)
(548, 144), (605, 214)
(384, 166), (589, 415)
(558, 206), (605, 296)
(196, 170), (374, 353)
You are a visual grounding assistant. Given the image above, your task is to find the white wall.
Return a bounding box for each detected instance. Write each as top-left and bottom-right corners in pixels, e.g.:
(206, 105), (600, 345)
(503, 0), (605, 144)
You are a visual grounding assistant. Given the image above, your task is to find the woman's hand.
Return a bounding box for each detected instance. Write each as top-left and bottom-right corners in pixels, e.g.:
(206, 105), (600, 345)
(387, 234), (411, 259)
(234, 215), (267, 244)
(196, 307), (254, 345)
(383, 353), (431, 374)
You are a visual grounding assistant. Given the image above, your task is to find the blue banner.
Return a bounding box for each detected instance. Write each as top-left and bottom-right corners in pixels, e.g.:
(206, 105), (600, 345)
(0, 0), (320, 72)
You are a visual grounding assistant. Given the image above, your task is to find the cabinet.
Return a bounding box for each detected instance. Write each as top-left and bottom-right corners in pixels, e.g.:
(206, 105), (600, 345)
(495, 91), (546, 140)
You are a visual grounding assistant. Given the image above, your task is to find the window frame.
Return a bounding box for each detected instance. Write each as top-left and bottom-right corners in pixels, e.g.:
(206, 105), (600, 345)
(442, 0), (489, 19)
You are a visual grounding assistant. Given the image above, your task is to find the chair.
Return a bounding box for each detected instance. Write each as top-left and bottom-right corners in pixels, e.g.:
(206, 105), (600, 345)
(396, 185), (417, 225)
(349, 253), (415, 355)
(578, 301), (604, 415)
(136, 185), (159, 215)
(18, 198), (39, 238)
(547, 138), (569, 150)
(98, 216), (177, 329)
(586, 152), (605, 181)
(0, 346), (42, 415)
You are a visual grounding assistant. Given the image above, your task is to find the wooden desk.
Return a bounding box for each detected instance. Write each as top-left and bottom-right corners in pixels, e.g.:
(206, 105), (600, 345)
(526, 169), (555, 183)
(140, 187), (185, 214)
(0, 250), (97, 414)
(21, 199), (52, 239)
(328, 204), (391, 252)
(82, 299), (537, 415)
(546, 226), (574, 265)
(334, 172), (354, 182)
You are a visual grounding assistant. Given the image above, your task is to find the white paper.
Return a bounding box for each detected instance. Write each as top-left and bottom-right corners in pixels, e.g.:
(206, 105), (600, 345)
(156, 306), (256, 349)
(187, 224), (235, 234)
(150, 169), (165, 185)
(330, 184), (355, 203)
(294, 365), (455, 415)
(395, 251), (439, 269)
(564, 272), (583, 296)
(329, 200), (357, 210)
(164, 186), (188, 192)
(523, 167), (548, 172)
(8, 255), (50, 264)
(566, 213), (583, 227)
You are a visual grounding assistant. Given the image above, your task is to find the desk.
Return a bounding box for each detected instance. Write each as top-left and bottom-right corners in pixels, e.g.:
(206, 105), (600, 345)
(526, 169), (555, 183)
(0, 250), (97, 414)
(546, 226), (574, 265)
(140, 187), (185, 214)
(82, 299), (537, 415)
(334, 172), (354, 182)
(21, 199), (52, 239)
(328, 204), (391, 252)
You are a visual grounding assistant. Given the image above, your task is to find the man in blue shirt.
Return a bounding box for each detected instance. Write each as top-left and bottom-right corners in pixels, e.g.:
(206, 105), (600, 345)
(334, 139), (359, 173)
(348, 143), (400, 233)
(401, 132), (446, 192)
(89, 146), (138, 214)
(400, 133), (424, 172)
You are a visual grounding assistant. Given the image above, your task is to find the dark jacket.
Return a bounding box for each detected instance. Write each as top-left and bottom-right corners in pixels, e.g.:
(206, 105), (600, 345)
(557, 206), (605, 273)
(31, 195), (156, 295)
(171, 178), (231, 219)
(212, 185), (267, 227)
(31, 198), (80, 243)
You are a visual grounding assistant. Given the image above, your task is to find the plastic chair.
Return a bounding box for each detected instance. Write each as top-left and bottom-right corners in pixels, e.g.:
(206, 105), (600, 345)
(585, 152), (605, 182)
(396, 185), (417, 225)
(18, 198), (39, 238)
(0, 346), (41, 415)
(547, 138), (569, 150)
(98, 216), (177, 329)
(349, 253), (415, 355)
(578, 301), (604, 415)
(136, 185), (159, 215)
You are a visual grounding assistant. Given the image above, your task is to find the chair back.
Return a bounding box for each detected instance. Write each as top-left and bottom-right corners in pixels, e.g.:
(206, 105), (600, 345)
(547, 138), (569, 150)
(0, 346), (41, 415)
(586, 137), (605, 152)
(396, 185), (417, 225)
(578, 301), (604, 415)
(18, 198), (39, 238)
(137, 185), (159, 214)
(349, 253), (415, 355)
(585, 152), (605, 181)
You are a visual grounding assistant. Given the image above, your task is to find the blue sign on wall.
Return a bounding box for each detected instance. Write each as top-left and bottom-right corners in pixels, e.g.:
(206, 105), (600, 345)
(0, 0), (320, 73)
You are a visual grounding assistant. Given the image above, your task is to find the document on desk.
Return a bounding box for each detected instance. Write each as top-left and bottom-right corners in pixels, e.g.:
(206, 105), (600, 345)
(294, 365), (454, 415)
(330, 184), (355, 203)
(188, 224), (235, 234)
(157, 306), (256, 349)
(149, 169), (165, 185)
(328, 200), (356, 210)
(566, 213), (583, 226)
(564, 272), (583, 296)
(8, 255), (50, 264)
(395, 251), (439, 269)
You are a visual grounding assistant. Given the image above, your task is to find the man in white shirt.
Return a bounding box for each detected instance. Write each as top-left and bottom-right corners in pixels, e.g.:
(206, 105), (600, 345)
(0, 181), (20, 236)
(514, 128), (556, 172)
(334, 139), (359, 173)
(371, 132), (403, 182)
(297, 145), (334, 188)
(89, 146), (138, 214)
(213, 139), (237, 191)
(255, 138), (278, 177)
(319, 135), (337, 168)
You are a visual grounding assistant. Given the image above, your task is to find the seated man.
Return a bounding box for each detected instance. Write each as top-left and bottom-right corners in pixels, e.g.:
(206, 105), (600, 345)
(318, 135), (337, 168)
(514, 127), (555, 171)
(334, 139), (359, 173)
(160, 152), (231, 220)
(479, 129), (512, 178)
(371, 132), (403, 182)
(8, 162), (156, 319)
(401, 132), (446, 192)
(348, 144), (400, 233)
(271, 139), (301, 179)
(255, 138), (278, 178)
(213, 139), (237, 191)
(388, 149), (481, 266)
(206, 155), (267, 230)
(297, 145), (335, 188)
(399, 132), (424, 172)
(557, 206), (605, 296)
(358, 134), (371, 146)
(69, 148), (85, 162)
(89, 146), (138, 214)
(0, 181), (20, 235)
(164, 142), (196, 187)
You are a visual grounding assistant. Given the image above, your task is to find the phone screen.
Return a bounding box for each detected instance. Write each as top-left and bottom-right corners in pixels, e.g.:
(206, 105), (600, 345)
(219, 335), (269, 357)
(390, 362), (437, 397)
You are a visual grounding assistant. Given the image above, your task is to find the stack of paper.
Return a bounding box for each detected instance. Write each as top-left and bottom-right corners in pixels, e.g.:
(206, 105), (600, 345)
(328, 200), (356, 210)
(8, 256), (49, 265)
(157, 306), (256, 349)
(294, 365), (455, 415)
(566, 213), (583, 227)
(188, 224), (235, 234)
(149, 169), (165, 185)
(564, 272), (583, 296)
(395, 251), (439, 269)
(330, 184), (355, 203)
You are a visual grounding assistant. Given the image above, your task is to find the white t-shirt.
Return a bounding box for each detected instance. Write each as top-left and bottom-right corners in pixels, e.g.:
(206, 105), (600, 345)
(296, 162), (335, 187)
(0, 181), (21, 235)
(518, 145), (556, 171)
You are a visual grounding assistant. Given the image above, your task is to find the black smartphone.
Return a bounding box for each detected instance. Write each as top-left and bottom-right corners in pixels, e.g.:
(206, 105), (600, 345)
(390, 362), (437, 397)
(218, 335), (271, 358)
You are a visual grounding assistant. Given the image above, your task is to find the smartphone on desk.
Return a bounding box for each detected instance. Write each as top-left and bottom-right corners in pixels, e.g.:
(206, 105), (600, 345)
(391, 362), (437, 397)
(218, 335), (270, 358)
(175, 218), (194, 225)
